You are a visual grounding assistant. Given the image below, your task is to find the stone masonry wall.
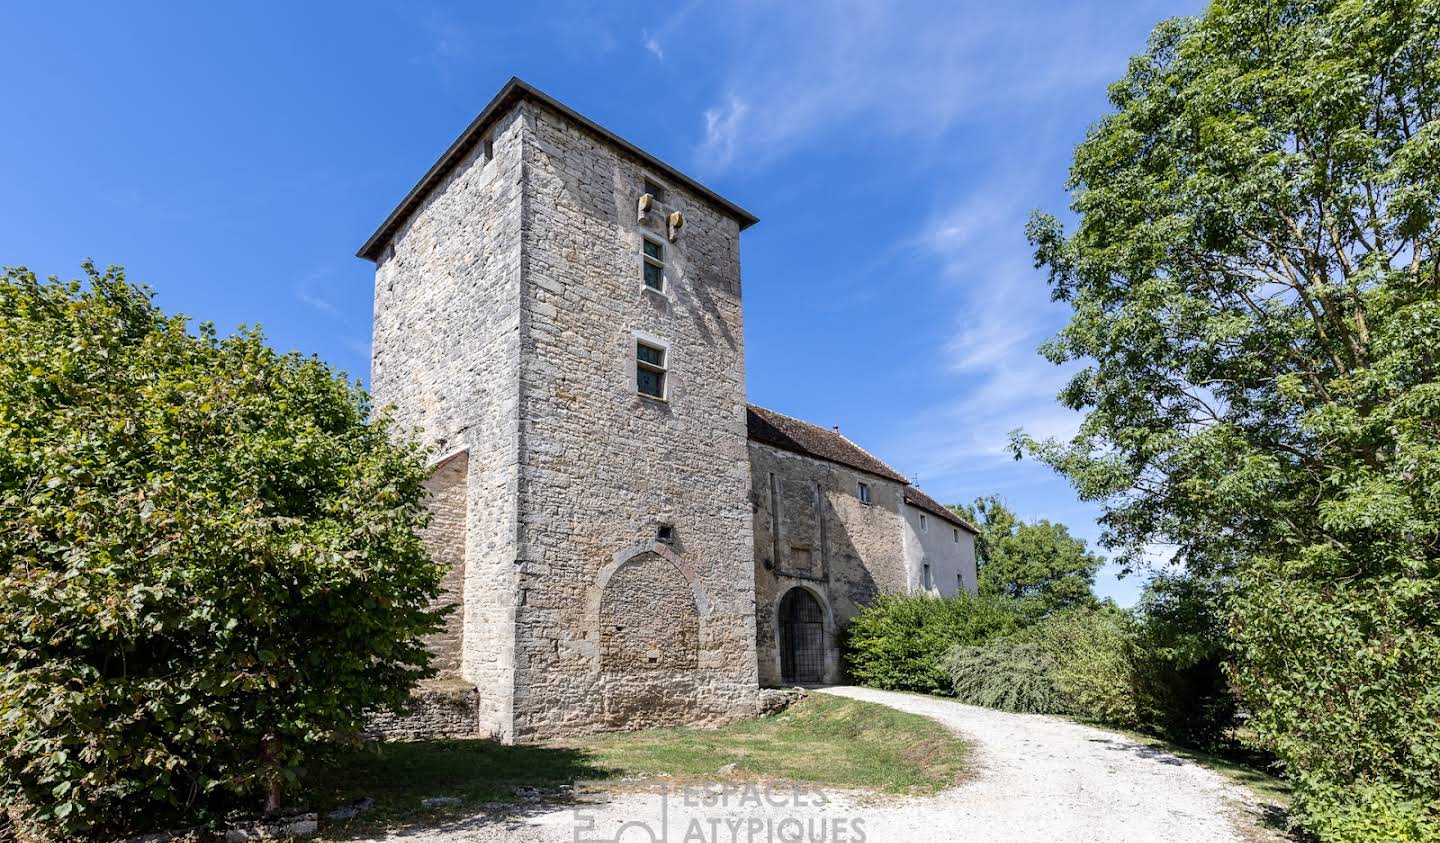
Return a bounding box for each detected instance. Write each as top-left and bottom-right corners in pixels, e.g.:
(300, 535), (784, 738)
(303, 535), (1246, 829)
(369, 105), (527, 740)
(749, 442), (909, 686)
(365, 682), (485, 741)
(507, 99), (759, 741)
(420, 452), (469, 676)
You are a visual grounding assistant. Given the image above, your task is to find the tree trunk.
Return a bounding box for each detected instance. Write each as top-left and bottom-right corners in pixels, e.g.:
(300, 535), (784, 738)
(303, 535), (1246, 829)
(260, 734), (282, 815)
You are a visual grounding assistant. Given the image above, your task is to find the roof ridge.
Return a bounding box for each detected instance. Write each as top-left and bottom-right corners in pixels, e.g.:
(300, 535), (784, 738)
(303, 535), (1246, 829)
(831, 427), (910, 486)
(746, 404), (910, 485)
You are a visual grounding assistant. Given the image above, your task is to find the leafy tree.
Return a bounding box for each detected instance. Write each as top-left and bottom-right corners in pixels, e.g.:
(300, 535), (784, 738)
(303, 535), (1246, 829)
(1018, 0), (1440, 836)
(958, 496), (1103, 611)
(0, 265), (443, 837)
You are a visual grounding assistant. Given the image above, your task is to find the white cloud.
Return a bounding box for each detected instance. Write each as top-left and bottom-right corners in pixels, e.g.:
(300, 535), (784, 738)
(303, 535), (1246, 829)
(294, 268), (340, 318)
(690, 1), (1129, 175)
(700, 96), (750, 172)
(639, 0), (702, 63)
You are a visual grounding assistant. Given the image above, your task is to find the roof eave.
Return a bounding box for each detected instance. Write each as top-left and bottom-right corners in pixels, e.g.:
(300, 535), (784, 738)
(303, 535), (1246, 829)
(357, 77), (758, 262)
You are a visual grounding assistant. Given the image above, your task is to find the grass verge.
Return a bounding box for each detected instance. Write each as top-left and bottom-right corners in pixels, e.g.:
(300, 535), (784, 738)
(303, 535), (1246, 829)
(576, 692), (970, 796)
(307, 693), (970, 838)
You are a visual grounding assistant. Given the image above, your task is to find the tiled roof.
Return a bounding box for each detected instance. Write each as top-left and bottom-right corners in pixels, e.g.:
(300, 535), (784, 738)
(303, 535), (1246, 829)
(904, 486), (979, 534)
(746, 404), (910, 485)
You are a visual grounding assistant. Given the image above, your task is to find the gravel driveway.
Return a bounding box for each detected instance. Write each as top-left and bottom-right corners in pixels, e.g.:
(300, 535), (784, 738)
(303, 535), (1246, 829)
(353, 686), (1280, 842)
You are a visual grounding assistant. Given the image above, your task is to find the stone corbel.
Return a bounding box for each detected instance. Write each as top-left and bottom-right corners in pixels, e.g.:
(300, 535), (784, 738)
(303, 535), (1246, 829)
(667, 210), (685, 241)
(637, 192), (654, 223)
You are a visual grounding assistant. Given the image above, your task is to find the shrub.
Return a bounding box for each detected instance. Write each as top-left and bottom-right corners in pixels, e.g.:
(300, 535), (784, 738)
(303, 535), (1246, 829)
(1022, 608), (1138, 726)
(0, 266), (444, 837)
(1124, 575), (1237, 749)
(1231, 555), (1440, 841)
(943, 641), (1066, 714)
(844, 593), (1025, 694)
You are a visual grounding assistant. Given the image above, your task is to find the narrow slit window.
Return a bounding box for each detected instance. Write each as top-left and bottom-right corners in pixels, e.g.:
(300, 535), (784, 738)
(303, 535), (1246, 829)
(953, 527), (960, 543)
(920, 513), (928, 532)
(642, 238), (665, 291)
(923, 563), (933, 590)
(857, 482), (872, 505)
(636, 341), (667, 399)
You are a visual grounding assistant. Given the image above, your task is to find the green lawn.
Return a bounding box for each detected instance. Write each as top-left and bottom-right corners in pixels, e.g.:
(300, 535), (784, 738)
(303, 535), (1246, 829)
(307, 693), (970, 838)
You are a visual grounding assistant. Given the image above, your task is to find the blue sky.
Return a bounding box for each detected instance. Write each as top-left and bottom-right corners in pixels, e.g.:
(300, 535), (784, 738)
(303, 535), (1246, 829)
(2, 1), (1200, 605)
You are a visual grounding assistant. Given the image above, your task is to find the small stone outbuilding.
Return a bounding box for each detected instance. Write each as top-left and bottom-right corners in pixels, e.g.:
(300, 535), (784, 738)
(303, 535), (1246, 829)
(361, 77), (977, 742)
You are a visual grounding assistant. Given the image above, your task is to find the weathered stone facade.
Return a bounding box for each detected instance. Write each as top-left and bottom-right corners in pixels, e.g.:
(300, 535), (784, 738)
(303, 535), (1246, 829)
(362, 78), (976, 742)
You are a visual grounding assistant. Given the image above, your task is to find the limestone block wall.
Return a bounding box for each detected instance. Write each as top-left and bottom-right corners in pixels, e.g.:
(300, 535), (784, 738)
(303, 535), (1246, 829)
(369, 104), (527, 740)
(901, 505), (978, 598)
(420, 452), (469, 675)
(507, 99), (758, 741)
(365, 683), (485, 741)
(749, 442), (909, 686)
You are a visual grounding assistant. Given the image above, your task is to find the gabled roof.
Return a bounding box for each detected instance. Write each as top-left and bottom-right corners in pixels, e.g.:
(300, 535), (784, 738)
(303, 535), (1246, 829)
(746, 404), (910, 485)
(357, 77), (759, 262)
(904, 485), (979, 534)
(745, 404), (977, 534)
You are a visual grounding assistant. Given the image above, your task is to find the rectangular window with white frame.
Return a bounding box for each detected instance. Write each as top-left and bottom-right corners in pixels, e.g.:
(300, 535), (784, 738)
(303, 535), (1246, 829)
(635, 339), (667, 399)
(642, 236), (665, 292)
(920, 513), (928, 532)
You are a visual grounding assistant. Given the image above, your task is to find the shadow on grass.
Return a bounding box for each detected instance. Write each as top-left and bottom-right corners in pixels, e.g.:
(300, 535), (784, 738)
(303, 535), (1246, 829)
(304, 740), (620, 839)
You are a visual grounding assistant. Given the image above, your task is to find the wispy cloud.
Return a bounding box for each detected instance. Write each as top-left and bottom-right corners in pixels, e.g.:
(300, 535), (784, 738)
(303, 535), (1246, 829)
(640, 0), (702, 62)
(690, 1), (1128, 175)
(295, 268), (342, 319)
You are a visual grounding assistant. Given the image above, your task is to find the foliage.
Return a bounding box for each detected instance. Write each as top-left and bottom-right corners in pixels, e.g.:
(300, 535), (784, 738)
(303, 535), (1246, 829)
(843, 593), (1026, 694)
(943, 641), (1066, 715)
(958, 496), (1103, 612)
(1021, 607), (1138, 727)
(1018, 0), (1440, 835)
(1128, 574), (1237, 750)
(0, 265), (443, 836)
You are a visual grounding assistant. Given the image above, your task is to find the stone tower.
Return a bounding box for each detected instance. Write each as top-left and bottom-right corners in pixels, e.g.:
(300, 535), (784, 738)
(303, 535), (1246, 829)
(361, 79), (761, 743)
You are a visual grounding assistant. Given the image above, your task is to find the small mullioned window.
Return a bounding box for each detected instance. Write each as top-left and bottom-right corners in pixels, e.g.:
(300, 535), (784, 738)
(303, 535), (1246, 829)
(636, 341), (667, 399)
(642, 237), (665, 291)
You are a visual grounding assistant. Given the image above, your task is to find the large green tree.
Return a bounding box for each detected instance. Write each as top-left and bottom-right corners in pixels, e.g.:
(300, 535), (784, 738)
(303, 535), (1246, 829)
(0, 265), (443, 837)
(1019, 1), (1439, 838)
(959, 496), (1103, 612)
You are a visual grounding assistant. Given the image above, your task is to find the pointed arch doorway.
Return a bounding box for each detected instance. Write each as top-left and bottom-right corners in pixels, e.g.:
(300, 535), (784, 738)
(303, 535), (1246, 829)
(778, 587), (826, 684)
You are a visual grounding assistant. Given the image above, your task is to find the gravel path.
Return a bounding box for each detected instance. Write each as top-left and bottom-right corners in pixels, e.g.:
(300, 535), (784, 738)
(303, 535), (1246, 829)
(353, 686), (1279, 842)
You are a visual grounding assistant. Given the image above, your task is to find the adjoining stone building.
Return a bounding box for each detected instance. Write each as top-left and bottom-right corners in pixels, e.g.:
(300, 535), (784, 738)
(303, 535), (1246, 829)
(360, 78), (977, 743)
